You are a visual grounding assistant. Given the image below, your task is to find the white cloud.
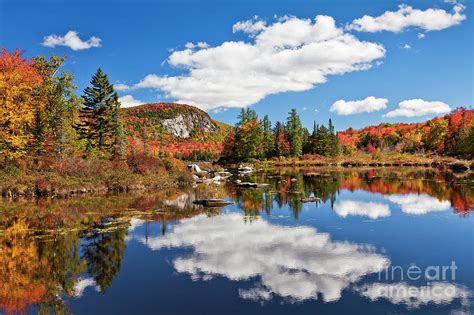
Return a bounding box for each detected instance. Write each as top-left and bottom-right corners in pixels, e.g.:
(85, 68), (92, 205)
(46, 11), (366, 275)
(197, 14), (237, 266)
(334, 199), (391, 219)
(121, 15), (385, 110)
(358, 282), (471, 308)
(385, 193), (451, 215)
(330, 96), (388, 115)
(232, 17), (267, 35)
(130, 213), (389, 302)
(114, 83), (131, 91)
(385, 99), (451, 118)
(118, 95), (144, 108)
(184, 42), (209, 49)
(42, 31), (101, 50)
(348, 3), (466, 33)
(402, 43), (412, 49)
(417, 33), (425, 39)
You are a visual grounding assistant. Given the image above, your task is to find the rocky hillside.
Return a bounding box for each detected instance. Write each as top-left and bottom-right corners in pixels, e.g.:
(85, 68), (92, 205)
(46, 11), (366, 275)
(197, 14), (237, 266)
(124, 103), (224, 138)
(123, 103), (232, 159)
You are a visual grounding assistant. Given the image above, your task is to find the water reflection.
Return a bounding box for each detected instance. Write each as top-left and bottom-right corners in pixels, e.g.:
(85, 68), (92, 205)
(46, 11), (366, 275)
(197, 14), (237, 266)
(129, 213), (390, 302)
(0, 168), (472, 313)
(232, 168), (473, 217)
(334, 199), (391, 219)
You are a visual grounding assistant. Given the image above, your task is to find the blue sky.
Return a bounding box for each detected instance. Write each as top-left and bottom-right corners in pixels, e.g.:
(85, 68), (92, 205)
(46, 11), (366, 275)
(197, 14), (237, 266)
(1, 0), (472, 130)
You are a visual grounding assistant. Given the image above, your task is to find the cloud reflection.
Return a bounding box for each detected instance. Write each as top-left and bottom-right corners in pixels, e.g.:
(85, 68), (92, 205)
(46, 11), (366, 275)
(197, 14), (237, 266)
(132, 214), (390, 302)
(334, 199), (391, 219)
(386, 194), (451, 215)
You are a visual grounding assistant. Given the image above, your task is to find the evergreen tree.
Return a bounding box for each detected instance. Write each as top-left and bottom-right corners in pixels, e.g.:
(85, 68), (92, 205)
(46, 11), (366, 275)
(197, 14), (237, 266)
(30, 107), (47, 156)
(77, 68), (118, 152)
(110, 94), (125, 159)
(286, 108), (303, 157)
(262, 115), (274, 158)
(327, 119), (340, 156)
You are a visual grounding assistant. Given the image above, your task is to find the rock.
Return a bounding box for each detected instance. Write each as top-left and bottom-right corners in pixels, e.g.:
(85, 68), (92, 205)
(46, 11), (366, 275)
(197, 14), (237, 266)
(236, 182), (258, 188)
(217, 171), (232, 178)
(193, 199), (233, 207)
(301, 197), (321, 203)
(192, 175), (200, 181)
(188, 163), (202, 173)
(290, 178), (297, 182)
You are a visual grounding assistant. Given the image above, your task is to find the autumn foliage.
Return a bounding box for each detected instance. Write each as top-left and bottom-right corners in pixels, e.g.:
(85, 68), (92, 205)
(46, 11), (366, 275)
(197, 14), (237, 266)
(0, 49), (44, 160)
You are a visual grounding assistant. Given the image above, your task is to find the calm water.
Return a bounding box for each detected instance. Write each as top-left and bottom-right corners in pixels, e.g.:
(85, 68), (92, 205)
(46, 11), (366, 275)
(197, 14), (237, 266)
(0, 168), (473, 314)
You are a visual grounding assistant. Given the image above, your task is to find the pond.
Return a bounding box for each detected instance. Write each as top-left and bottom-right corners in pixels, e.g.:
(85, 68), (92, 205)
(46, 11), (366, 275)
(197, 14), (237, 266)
(0, 167), (473, 314)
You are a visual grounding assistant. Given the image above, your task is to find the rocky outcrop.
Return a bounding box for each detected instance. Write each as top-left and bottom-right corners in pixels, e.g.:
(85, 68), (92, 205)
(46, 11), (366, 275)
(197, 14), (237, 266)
(161, 112), (217, 138)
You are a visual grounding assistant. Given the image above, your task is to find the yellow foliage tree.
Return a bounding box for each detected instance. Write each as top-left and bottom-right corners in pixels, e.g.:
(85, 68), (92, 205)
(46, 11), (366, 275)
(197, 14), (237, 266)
(0, 48), (44, 161)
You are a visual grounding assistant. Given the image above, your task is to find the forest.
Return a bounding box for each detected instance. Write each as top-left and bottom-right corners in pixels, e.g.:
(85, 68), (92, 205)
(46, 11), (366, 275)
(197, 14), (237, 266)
(0, 48), (473, 197)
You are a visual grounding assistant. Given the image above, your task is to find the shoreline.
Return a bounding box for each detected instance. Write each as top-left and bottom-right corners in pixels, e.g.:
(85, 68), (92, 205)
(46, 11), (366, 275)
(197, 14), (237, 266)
(2, 156), (472, 201)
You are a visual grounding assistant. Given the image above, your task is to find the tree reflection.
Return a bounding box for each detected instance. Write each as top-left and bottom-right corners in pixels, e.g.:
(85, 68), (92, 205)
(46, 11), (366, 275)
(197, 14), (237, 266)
(232, 168), (473, 218)
(81, 220), (128, 293)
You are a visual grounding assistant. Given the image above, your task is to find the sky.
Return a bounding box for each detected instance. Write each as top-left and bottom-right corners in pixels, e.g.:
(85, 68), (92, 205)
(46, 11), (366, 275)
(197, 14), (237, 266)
(1, 0), (472, 130)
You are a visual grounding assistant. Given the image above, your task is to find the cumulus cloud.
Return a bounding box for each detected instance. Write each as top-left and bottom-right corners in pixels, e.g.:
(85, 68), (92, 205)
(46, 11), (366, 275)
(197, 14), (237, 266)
(42, 31), (101, 50)
(402, 43), (412, 49)
(358, 282), (471, 308)
(130, 213), (389, 302)
(118, 95), (144, 108)
(334, 199), (391, 219)
(417, 33), (425, 39)
(348, 3), (466, 33)
(385, 193), (451, 215)
(120, 15), (385, 110)
(330, 96), (388, 115)
(385, 99), (451, 118)
(232, 17), (267, 35)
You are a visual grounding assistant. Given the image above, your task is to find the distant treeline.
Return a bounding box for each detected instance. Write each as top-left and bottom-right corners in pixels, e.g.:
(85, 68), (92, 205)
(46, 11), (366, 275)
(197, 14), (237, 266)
(223, 107), (473, 162)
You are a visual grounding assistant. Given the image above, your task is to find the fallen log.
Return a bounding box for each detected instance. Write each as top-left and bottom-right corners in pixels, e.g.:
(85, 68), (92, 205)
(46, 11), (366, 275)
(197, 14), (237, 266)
(193, 199), (233, 207)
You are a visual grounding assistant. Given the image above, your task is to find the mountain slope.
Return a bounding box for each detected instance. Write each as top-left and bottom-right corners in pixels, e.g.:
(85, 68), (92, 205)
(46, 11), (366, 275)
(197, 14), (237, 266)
(123, 103), (232, 159)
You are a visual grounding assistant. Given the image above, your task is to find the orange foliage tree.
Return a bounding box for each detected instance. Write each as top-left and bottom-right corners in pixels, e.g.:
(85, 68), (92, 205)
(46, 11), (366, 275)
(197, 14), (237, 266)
(0, 48), (44, 160)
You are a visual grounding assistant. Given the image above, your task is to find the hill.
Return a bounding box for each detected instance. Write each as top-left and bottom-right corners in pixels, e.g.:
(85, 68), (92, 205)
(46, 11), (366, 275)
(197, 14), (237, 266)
(123, 103), (232, 160)
(337, 108), (473, 157)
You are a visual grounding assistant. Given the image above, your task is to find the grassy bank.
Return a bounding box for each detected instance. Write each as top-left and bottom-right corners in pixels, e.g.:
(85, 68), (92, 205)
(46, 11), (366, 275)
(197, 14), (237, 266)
(0, 155), (193, 199)
(247, 152), (472, 171)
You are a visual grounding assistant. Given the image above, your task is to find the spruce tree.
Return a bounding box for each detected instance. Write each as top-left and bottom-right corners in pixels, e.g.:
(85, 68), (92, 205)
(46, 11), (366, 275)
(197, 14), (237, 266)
(77, 68), (118, 152)
(286, 108), (303, 157)
(262, 115), (274, 158)
(110, 93), (125, 159)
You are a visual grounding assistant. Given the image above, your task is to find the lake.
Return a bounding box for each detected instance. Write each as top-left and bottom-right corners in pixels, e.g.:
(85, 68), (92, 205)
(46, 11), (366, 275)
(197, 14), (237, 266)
(0, 167), (473, 314)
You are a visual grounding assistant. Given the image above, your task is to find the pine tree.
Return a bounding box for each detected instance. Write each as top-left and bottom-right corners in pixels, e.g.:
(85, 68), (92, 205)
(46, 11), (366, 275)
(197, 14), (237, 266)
(110, 94), (125, 159)
(233, 108), (262, 161)
(77, 68), (118, 152)
(262, 115), (274, 158)
(286, 108), (303, 157)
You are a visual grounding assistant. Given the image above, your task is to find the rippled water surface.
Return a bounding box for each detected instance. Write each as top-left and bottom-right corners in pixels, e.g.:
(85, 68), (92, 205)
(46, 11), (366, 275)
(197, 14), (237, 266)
(0, 168), (473, 314)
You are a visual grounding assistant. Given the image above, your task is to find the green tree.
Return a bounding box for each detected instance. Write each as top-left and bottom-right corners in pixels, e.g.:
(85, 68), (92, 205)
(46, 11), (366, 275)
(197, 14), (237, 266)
(262, 115), (274, 158)
(286, 108), (303, 157)
(33, 55), (81, 157)
(233, 108), (263, 161)
(326, 119), (340, 156)
(77, 68), (119, 152)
